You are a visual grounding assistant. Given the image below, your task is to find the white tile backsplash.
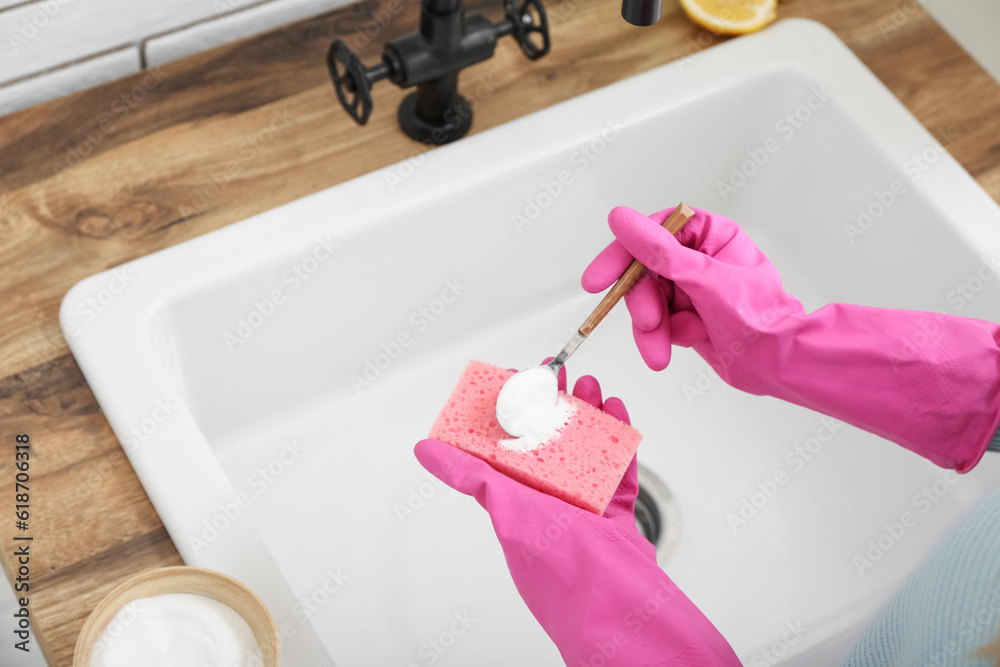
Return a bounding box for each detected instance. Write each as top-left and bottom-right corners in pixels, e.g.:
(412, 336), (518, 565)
(0, 0), (212, 84)
(1, 0), (999, 120)
(145, 0), (349, 67)
(0, 0), (352, 117)
(0, 45), (140, 116)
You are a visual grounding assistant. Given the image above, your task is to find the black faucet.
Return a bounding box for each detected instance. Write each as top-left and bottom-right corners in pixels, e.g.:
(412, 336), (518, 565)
(328, 0), (550, 144)
(621, 0), (661, 26)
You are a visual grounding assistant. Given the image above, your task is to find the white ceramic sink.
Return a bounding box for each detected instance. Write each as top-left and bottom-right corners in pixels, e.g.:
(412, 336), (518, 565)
(61, 19), (1000, 666)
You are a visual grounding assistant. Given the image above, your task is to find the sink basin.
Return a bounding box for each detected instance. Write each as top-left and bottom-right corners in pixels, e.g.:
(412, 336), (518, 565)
(61, 19), (1000, 665)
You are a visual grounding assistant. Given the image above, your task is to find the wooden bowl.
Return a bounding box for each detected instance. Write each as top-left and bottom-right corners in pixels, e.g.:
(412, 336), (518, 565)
(73, 566), (280, 666)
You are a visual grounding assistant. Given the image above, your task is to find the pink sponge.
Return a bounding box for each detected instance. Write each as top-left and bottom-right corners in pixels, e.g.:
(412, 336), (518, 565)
(429, 360), (642, 514)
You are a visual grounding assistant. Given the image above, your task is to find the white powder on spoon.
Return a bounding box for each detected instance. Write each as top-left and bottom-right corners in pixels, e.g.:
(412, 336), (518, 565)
(495, 366), (576, 452)
(90, 593), (263, 667)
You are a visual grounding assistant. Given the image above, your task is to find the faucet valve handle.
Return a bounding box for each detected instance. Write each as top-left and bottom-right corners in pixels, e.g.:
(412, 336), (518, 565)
(502, 0), (551, 61)
(327, 40), (393, 126)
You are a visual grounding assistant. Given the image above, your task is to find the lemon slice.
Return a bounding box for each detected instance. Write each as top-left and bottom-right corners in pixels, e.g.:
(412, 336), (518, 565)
(679, 0), (777, 35)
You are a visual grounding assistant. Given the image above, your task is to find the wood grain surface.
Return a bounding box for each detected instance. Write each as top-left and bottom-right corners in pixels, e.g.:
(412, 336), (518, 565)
(2, 0), (999, 663)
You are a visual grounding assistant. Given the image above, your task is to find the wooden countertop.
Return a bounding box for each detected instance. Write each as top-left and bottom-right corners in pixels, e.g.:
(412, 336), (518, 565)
(3, 0), (1000, 663)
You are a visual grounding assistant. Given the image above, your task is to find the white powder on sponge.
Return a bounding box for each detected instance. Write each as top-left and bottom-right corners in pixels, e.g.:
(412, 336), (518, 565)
(90, 593), (263, 667)
(495, 366), (576, 452)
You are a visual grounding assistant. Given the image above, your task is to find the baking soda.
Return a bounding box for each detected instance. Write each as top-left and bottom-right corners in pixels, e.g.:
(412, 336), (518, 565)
(495, 366), (576, 451)
(90, 593), (263, 667)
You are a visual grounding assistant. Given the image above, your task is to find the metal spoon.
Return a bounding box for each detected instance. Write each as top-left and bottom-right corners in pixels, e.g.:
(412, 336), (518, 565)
(496, 203), (695, 437)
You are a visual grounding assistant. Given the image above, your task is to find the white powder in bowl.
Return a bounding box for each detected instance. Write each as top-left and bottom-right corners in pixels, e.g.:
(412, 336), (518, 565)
(495, 366), (576, 452)
(90, 593), (264, 667)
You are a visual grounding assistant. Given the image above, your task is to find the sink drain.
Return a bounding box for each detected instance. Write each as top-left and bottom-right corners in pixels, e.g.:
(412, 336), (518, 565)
(634, 485), (661, 543)
(635, 463), (681, 565)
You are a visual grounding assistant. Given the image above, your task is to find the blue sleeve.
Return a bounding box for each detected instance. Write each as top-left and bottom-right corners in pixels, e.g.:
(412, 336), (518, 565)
(838, 487), (1000, 666)
(840, 414), (999, 664)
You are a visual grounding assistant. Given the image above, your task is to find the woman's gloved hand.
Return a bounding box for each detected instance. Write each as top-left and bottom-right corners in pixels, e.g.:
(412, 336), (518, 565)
(415, 370), (740, 666)
(583, 205), (1000, 472)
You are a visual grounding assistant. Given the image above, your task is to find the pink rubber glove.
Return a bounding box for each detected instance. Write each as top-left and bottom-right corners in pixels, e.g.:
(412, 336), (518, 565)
(415, 370), (740, 666)
(583, 205), (1000, 472)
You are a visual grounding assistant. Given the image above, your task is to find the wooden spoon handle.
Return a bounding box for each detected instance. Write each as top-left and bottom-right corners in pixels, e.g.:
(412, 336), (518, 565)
(578, 203), (695, 337)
